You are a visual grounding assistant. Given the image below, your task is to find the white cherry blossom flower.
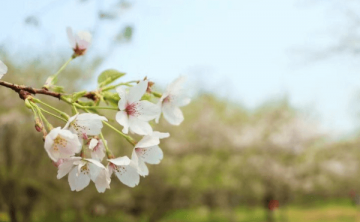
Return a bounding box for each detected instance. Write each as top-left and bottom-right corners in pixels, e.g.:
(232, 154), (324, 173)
(64, 113), (107, 139)
(66, 27), (92, 56)
(115, 80), (160, 135)
(132, 131), (170, 176)
(44, 127), (82, 162)
(108, 156), (140, 187)
(57, 157), (111, 193)
(156, 76), (191, 125)
(88, 138), (106, 161)
(0, 60), (7, 79)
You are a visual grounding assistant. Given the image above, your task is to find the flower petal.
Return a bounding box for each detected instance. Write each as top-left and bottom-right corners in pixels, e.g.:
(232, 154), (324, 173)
(75, 113), (107, 136)
(57, 162), (73, 179)
(66, 27), (76, 48)
(86, 158), (106, 169)
(174, 96), (191, 107)
(116, 86), (128, 110)
(152, 131), (170, 139)
(89, 138), (98, 150)
(167, 76), (187, 95)
(137, 159), (149, 177)
(63, 114), (79, 130)
(94, 168), (111, 193)
(0, 60), (8, 79)
(108, 156), (131, 166)
(57, 157), (81, 179)
(116, 111), (129, 134)
(135, 135), (160, 148)
(128, 116), (153, 135)
(75, 171), (91, 192)
(136, 145), (163, 164)
(162, 102), (184, 125)
(76, 31), (92, 49)
(68, 167), (78, 191)
(136, 100), (161, 121)
(90, 144), (106, 161)
(115, 165), (140, 187)
(128, 80), (148, 103)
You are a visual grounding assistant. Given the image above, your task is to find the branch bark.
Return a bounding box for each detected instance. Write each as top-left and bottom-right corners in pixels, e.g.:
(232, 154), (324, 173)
(0, 80), (96, 101)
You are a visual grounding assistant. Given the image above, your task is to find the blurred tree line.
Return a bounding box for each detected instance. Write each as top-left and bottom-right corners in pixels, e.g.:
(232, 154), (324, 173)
(1, 57), (360, 222)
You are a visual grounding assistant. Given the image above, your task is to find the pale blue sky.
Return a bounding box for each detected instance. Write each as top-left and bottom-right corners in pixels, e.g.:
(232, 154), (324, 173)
(1, 0), (360, 136)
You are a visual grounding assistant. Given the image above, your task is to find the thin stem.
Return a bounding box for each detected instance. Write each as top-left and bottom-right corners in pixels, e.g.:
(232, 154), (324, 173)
(99, 133), (112, 157)
(32, 98), (70, 120)
(83, 108), (137, 146)
(152, 91), (162, 98)
(39, 107), (67, 122)
(53, 57), (73, 79)
(101, 81), (137, 91)
(102, 121), (137, 146)
(74, 103), (118, 110)
(31, 102), (53, 130)
(72, 104), (79, 114)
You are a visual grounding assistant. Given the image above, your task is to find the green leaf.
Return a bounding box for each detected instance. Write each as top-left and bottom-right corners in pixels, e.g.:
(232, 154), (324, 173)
(141, 93), (152, 101)
(102, 92), (120, 107)
(71, 90), (87, 102)
(98, 69), (126, 87)
(51, 85), (65, 93)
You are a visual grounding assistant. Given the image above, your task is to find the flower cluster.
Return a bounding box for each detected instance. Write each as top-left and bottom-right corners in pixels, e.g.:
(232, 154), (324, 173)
(0, 27), (190, 193)
(44, 77), (189, 193)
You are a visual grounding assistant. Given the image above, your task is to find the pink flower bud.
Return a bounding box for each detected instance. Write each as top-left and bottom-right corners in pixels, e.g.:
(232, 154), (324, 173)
(35, 118), (43, 132)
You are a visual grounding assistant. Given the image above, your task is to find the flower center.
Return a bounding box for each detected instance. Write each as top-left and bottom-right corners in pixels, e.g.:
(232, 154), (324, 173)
(110, 163), (125, 174)
(135, 148), (147, 156)
(74, 44), (87, 56)
(54, 136), (67, 151)
(163, 95), (171, 103)
(80, 164), (90, 174)
(125, 103), (138, 116)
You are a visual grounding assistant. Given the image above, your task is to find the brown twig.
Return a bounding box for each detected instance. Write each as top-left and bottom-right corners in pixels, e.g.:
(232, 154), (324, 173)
(0, 80), (96, 101)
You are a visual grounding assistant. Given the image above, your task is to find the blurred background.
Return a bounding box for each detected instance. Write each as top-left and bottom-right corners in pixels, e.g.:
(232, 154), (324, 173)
(2, 0), (360, 221)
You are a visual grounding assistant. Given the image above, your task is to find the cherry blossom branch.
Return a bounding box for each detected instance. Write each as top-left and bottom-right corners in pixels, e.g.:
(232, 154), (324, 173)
(0, 80), (100, 102)
(0, 80), (62, 99)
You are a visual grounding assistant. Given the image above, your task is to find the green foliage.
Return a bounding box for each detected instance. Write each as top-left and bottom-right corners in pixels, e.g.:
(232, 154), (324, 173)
(102, 92), (120, 107)
(97, 69), (125, 88)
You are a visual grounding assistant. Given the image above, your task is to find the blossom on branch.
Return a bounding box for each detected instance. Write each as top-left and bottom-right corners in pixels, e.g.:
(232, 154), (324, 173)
(64, 113), (108, 139)
(115, 80), (160, 135)
(156, 76), (191, 125)
(44, 127), (82, 162)
(132, 131), (170, 176)
(57, 157), (111, 193)
(0, 60), (7, 79)
(108, 156), (140, 187)
(88, 138), (106, 161)
(66, 27), (92, 56)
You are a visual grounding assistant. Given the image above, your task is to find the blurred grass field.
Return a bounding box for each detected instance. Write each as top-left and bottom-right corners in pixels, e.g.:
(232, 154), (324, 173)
(1, 204), (360, 222)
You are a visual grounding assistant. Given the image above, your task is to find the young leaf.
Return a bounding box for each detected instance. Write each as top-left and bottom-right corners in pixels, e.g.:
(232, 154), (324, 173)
(102, 92), (120, 107)
(98, 69), (125, 87)
(71, 90), (87, 102)
(51, 85), (65, 93)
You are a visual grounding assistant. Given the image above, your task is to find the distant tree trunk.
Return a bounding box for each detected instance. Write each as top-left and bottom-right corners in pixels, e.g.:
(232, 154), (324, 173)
(9, 202), (18, 222)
